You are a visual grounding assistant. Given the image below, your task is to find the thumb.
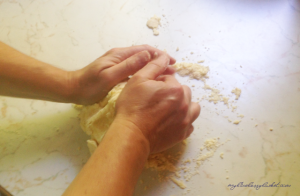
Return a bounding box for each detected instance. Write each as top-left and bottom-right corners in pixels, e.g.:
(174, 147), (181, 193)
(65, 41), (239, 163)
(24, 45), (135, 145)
(135, 54), (170, 80)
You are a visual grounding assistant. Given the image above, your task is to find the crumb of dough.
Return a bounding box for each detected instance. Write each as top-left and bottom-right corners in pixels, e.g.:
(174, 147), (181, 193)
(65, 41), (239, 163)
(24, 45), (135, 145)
(183, 159), (191, 164)
(238, 114), (244, 118)
(172, 62), (209, 81)
(231, 105), (237, 112)
(87, 139), (98, 154)
(255, 124), (258, 127)
(203, 84), (228, 105)
(231, 88), (241, 100)
(270, 128), (273, 131)
(72, 104), (83, 110)
(204, 138), (218, 150)
(226, 176), (229, 179)
(208, 88), (222, 104)
(147, 15), (161, 36)
(170, 176), (186, 189)
(220, 152), (224, 159)
(146, 153), (177, 172)
(176, 47), (179, 51)
(233, 120), (241, 124)
(197, 138), (220, 166)
(198, 60), (205, 63)
(222, 97), (229, 105)
(228, 119), (232, 123)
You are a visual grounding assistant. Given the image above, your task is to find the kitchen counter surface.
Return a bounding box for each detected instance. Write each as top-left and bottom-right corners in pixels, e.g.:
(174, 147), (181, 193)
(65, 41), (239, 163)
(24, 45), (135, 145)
(0, 0), (300, 195)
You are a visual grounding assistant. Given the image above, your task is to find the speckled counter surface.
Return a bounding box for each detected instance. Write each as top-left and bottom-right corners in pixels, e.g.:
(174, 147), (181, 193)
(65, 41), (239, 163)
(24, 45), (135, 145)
(0, 0), (300, 195)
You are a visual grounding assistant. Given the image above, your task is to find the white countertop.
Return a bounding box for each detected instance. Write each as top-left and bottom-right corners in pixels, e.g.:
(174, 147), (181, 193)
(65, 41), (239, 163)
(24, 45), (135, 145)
(1, 0), (300, 195)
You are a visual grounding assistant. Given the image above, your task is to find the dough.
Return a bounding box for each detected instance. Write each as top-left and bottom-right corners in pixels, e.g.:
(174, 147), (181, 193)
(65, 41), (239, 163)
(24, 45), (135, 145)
(146, 15), (161, 36)
(79, 82), (127, 153)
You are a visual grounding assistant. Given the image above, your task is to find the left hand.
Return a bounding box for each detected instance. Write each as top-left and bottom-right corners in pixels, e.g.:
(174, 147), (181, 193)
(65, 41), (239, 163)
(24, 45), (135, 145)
(68, 45), (176, 105)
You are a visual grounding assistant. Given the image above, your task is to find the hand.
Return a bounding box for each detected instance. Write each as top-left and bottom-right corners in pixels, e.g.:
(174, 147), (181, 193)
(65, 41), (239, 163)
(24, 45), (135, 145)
(69, 45), (176, 105)
(115, 54), (201, 153)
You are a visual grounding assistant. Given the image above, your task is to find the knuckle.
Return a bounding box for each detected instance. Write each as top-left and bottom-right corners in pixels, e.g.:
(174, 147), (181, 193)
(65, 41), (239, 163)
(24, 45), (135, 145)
(100, 70), (113, 84)
(181, 118), (190, 129)
(171, 84), (184, 97)
(180, 102), (189, 115)
(131, 74), (143, 82)
(183, 85), (191, 94)
(142, 44), (150, 49)
(150, 61), (165, 70)
(107, 47), (120, 55)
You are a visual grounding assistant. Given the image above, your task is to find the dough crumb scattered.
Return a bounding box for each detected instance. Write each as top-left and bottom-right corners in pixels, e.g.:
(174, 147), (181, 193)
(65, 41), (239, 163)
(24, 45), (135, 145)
(172, 62), (209, 81)
(233, 120), (241, 125)
(72, 104), (83, 110)
(170, 177), (186, 189)
(146, 15), (161, 36)
(176, 47), (179, 51)
(270, 128), (273, 131)
(238, 114), (244, 118)
(231, 88), (241, 100)
(220, 152), (224, 159)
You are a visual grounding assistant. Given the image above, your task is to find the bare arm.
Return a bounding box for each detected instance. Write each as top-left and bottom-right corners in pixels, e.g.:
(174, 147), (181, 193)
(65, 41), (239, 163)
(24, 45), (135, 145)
(62, 119), (149, 196)
(0, 42), (175, 104)
(0, 41), (72, 102)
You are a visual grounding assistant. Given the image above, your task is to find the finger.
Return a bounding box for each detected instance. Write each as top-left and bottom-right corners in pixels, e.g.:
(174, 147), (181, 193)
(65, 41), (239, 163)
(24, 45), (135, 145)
(190, 102), (201, 122)
(182, 85), (192, 103)
(135, 54), (170, 80)
(162, 66), (176, 75)
(182, 85), (200, 122)
(105, 45), (176, 65)
(155, 74), (177, 83)
(106, 50), (151, 82)
(185, 125), (194, 138)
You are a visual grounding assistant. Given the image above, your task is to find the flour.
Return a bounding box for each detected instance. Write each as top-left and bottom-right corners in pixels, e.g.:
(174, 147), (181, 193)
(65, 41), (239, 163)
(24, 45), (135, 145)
(146, 15), (161, 36)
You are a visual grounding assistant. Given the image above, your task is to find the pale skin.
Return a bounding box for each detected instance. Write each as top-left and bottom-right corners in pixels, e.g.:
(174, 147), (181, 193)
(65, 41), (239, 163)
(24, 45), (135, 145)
(0, 41), (200, 196)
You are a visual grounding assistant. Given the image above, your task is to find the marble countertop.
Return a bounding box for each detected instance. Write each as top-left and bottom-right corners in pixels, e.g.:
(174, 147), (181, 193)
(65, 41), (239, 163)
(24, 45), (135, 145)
(1, 0), (300, 195)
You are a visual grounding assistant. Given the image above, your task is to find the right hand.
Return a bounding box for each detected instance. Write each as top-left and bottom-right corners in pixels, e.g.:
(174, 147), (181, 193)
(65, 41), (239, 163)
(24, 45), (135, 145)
(115, 54), (201, 153)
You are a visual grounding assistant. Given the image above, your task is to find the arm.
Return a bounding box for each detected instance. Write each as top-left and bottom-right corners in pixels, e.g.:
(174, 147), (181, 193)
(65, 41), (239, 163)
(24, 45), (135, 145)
(63, 54), (201, 195)
(63, 119), (149, 196)
(0, 41), (71, 102)
(0, 42), (175, 104)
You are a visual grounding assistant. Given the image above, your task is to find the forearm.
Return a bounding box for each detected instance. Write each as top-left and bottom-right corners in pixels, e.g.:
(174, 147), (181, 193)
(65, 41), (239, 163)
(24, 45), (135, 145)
(0, 41), (72, 102)
(63, 118), (150, 196)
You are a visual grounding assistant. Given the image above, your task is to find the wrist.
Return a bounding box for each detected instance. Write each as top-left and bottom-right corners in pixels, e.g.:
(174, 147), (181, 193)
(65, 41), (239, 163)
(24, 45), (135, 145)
(62, 70), (81, 104)
(109, 116), (151, 157)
